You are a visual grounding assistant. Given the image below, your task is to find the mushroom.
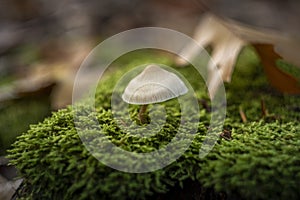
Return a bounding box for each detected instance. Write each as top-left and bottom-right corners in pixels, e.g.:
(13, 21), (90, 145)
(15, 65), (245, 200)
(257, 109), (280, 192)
(122, 64), (188, 124)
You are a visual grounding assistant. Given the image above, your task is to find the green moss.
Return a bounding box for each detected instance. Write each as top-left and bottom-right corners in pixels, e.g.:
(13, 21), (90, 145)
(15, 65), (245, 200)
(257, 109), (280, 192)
(198, 121), (300, 199)
(276, 59), (300, 83)
(8, 48), (300, 199)
(0, 98), (51, 155)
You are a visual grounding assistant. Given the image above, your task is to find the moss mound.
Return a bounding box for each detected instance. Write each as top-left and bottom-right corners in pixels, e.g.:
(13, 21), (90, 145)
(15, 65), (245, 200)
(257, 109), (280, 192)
(8, 48), (300, 199)
(199, 121), (300, 199)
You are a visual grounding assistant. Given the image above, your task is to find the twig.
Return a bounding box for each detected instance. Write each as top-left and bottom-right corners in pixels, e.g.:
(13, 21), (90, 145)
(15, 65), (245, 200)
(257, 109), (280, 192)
(239, 106), (247, 123)
(220, 130), (232, 140)
(261, 99), (268, 117)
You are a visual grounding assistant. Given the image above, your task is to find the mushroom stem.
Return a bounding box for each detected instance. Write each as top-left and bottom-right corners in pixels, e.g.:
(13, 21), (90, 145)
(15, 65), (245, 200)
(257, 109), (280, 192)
(138, 104), (148, 124)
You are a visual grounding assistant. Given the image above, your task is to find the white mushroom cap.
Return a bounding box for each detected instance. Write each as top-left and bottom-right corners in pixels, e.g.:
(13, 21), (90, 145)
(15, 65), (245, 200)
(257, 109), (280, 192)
(122, 64), (188, 105)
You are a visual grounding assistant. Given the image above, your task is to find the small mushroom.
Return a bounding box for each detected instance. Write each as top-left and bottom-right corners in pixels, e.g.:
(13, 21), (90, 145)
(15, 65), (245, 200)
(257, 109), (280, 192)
(122, 64), (188, 124)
